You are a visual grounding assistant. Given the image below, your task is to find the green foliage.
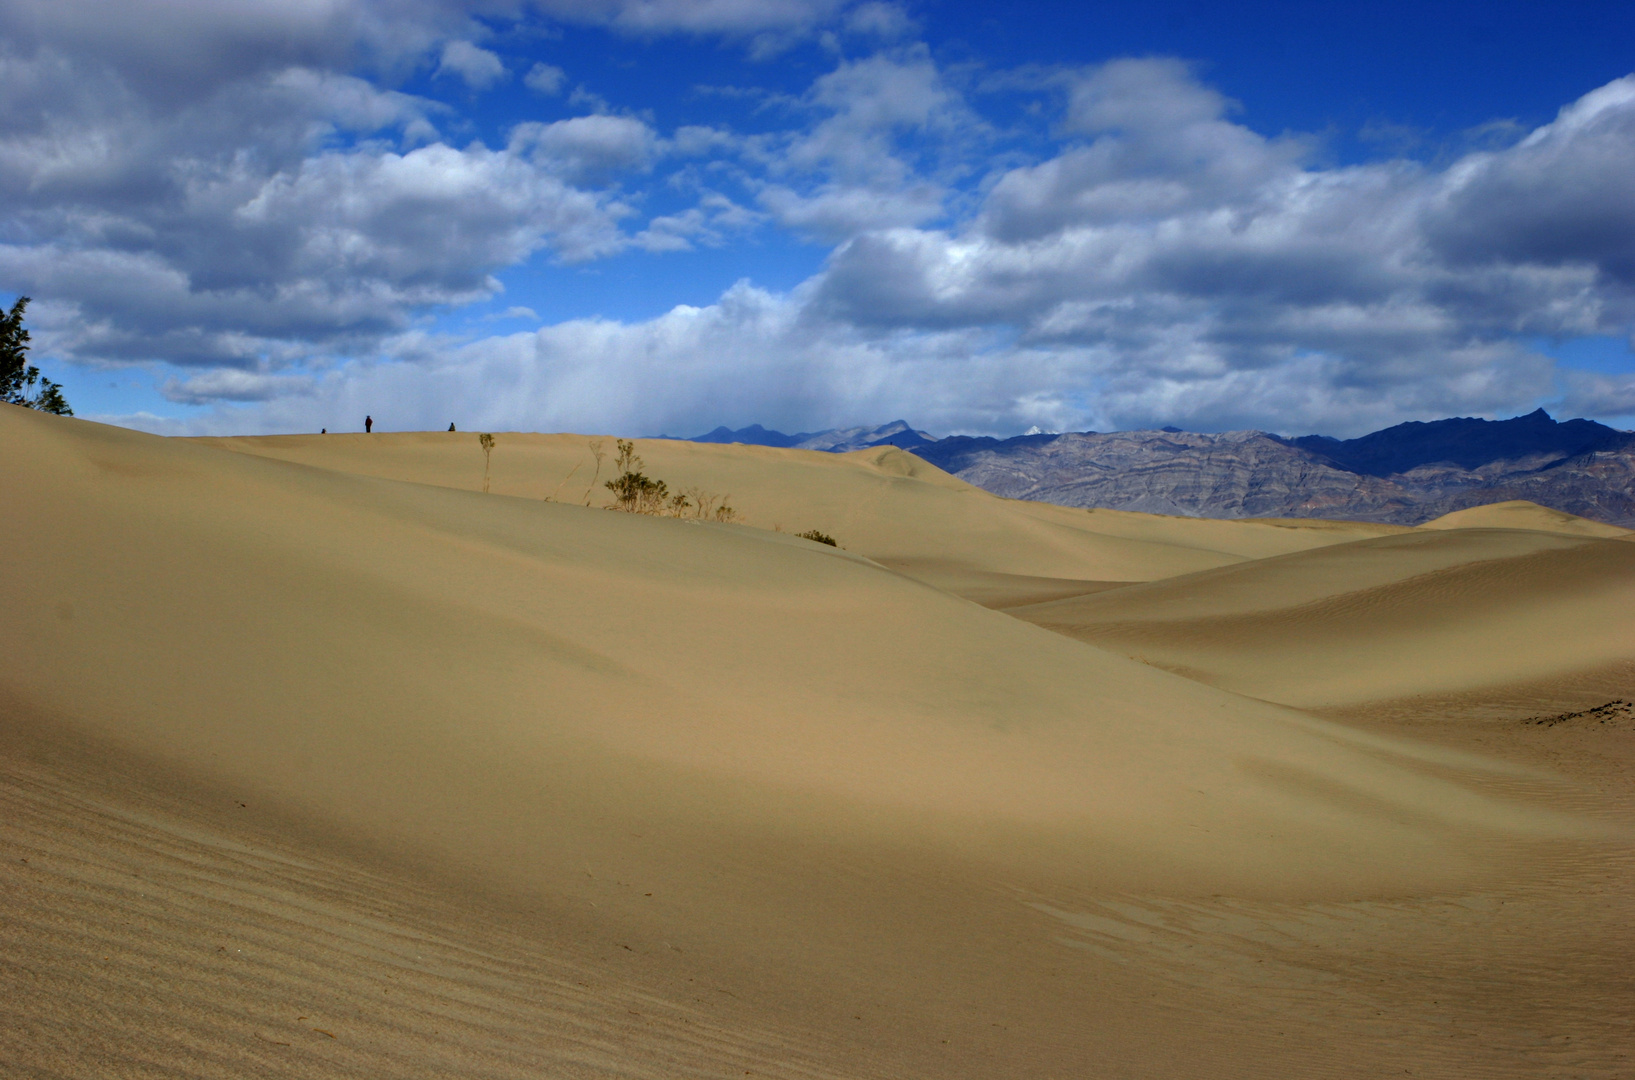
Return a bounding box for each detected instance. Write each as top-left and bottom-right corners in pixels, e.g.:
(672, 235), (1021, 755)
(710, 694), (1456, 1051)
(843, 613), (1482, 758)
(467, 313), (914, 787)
(796, 529), (838, 547)
(1, 297), (72, 416)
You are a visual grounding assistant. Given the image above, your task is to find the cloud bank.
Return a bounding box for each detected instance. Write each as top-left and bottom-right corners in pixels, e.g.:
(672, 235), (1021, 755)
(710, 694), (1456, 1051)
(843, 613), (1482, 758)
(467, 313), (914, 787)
(1, 2), (1632, 437)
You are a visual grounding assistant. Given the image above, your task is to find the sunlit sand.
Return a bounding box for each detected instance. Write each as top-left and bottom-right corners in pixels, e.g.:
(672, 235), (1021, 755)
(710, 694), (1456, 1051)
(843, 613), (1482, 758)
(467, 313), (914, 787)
(4, 408), (1633, 1077)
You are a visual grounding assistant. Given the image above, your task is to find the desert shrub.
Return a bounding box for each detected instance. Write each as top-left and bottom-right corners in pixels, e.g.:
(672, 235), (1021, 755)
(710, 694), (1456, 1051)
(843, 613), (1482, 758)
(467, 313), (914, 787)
(546, 439), (607, 504)
(796, 529), (837, 547)
(606, 469), (670, 513)
(601, 442), (741, 521)
(583, 438), (606, 504)
(605, 439), (673, 514)
(478, 433), (496, 493)
(681, 485), (739, 523)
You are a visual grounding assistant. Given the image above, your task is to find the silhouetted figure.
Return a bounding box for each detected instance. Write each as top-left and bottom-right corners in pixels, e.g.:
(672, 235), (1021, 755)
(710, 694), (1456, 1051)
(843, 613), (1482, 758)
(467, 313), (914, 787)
(449, 422), (456, 431)
(365, 415), (373, 433)
(321, 427), (326, 434)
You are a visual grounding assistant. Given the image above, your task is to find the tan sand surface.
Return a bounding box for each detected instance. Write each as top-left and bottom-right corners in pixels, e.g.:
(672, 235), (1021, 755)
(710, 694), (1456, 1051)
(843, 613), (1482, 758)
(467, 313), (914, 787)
(196, 431), (1422, 598)
(1074, 505), (1413, 553)
(1012, 527), (1635, 711)
(4, 407), (1634, 1078)
(1419, 499), (1634, 538)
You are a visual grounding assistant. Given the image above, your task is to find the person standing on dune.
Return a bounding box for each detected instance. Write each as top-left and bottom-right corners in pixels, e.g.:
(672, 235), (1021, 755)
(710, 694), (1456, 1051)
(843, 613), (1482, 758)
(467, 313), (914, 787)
(365, 415), (373, 433)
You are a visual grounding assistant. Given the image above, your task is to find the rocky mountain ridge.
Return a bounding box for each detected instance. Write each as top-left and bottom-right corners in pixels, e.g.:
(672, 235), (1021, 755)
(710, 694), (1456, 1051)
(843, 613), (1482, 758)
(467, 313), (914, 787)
(680, 410), (1635, 526)
(681, 420), (934, 453)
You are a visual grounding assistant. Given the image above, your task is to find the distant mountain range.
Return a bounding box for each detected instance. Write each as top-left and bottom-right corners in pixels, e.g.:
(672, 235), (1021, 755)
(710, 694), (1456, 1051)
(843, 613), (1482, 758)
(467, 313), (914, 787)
(683, 420), (935, 453)
(679, 410), (1635, 526)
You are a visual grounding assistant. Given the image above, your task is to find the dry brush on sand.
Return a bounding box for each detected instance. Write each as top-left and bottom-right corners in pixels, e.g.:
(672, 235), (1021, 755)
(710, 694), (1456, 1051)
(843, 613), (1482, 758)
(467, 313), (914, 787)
(3, 405), (1634, 1079)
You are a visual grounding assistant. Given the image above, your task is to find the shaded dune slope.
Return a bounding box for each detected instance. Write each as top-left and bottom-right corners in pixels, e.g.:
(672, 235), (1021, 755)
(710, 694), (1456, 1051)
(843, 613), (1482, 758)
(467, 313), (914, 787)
(1013, 527), (1635, 712)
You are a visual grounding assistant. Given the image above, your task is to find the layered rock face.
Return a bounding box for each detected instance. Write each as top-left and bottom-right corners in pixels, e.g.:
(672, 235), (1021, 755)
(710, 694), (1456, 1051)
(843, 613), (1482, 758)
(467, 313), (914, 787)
(910, 412), (1635, 526)
(920, 430), (1412, 520)
(679, 410), (1635, 525)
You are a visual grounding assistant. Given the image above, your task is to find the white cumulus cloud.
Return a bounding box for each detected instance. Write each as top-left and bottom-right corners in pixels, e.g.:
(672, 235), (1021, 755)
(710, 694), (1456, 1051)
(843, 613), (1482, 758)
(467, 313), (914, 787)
(509, 114), (658, 186)
(7, 12), (1634, 437)
(435, 40), (507, 89)
(523, 62), (566, 95)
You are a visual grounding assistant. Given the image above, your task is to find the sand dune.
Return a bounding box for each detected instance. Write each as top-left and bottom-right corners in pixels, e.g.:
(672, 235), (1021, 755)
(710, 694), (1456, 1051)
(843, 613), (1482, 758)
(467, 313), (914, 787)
(5, 407), (1633, 1078)
(1013, 526), (1635, 712)
(8, 409), (1570, 894)
(198, 431), (1417, 603)
(1419, 498), (1635, 539)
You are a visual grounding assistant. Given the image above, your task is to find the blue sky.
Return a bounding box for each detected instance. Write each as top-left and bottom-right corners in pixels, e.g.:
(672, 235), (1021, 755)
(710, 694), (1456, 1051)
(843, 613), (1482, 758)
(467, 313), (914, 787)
(3, 0), (1634, 437)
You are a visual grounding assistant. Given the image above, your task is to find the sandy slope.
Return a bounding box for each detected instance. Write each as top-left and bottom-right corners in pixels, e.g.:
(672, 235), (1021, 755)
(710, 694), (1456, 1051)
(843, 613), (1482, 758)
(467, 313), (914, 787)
(7, 409), (1570, 892)
(4, 409), (1633, 1078)
(196, 431), (1412, 605)
(1420, 498), (1635, 539)
(1012, 526), (1635, 712)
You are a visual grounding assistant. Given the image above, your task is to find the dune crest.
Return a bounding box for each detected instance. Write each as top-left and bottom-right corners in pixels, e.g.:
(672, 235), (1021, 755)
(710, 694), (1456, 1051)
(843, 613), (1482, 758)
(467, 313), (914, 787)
(1013, 527), (1635, 711)
(1419, 499), (1633, 538)
(199, 430), (1429, 602)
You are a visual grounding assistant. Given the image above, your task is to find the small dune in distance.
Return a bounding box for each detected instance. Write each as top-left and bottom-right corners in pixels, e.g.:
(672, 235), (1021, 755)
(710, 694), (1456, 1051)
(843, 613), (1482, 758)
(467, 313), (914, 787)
(4, 406), (1634, 1078)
